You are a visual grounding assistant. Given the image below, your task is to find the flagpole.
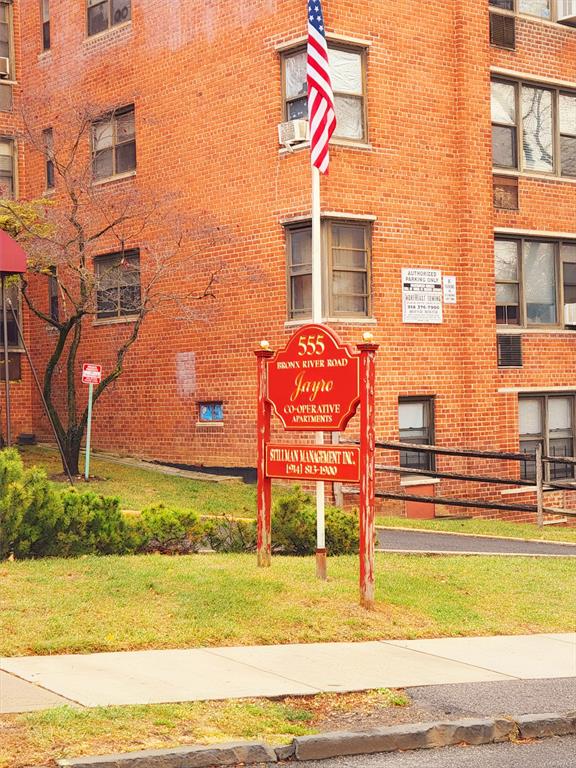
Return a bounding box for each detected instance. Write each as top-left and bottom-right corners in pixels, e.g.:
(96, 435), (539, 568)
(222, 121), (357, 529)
(312, 164), (327, 580)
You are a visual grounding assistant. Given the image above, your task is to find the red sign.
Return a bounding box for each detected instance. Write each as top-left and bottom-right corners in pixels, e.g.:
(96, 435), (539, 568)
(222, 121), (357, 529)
(266, 443), (360, 482)
(82, 363), (102, 385)
(267, 324), (360, 431)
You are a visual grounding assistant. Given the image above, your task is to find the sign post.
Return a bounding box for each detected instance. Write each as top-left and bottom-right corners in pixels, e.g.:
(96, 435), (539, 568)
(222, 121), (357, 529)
(82, 363), (102, 481)
(255, 324), (379, 607)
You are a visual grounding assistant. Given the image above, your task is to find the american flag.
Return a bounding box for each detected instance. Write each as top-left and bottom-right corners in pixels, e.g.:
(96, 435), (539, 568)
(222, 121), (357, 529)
(307, 0), (336, 174)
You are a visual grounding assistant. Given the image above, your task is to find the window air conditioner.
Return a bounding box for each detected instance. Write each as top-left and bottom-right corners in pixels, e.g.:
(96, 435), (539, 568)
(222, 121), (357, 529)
(557, 0), (576, 24)
(0, 57), (10, 79)
(564, 303), (576, 325)
(278, 119), (309, 147)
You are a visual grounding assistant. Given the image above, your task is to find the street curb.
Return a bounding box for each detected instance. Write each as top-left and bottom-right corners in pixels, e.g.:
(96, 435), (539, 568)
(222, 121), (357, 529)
(57, 712), (576, 767)
(375, 525), (576, 547)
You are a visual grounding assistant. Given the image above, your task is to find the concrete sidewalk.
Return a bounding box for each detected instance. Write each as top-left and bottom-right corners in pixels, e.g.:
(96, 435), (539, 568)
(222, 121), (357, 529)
(1, 633), (574, 713)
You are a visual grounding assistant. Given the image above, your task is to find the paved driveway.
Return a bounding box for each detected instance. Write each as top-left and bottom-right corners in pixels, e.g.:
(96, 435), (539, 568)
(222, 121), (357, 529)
(376, 528), (576, 556)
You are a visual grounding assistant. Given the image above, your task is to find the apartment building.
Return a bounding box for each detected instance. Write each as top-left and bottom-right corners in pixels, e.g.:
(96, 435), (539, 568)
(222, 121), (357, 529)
(2, 1), (576, 517)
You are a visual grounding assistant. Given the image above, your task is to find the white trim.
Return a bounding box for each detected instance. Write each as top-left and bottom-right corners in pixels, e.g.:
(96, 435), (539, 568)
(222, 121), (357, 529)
(490, 8), (576, 33)
(497, 327), (576, 335)
(274, 31), (372, 52)
(281, 212), (377, 225)
(279, 139), (373, 157)
(285, 317), (377, 330)
(400, 476), (441, 487)
(498, 386), (576, 393)
(495, 226), (576, 239)
(195, 421), (224, 428)
(490, 66), (576, 91)
(494, 168), (576, 186)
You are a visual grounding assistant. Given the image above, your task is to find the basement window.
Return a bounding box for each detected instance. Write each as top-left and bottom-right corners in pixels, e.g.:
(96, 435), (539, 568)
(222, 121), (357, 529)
(199, 402), (224, 423)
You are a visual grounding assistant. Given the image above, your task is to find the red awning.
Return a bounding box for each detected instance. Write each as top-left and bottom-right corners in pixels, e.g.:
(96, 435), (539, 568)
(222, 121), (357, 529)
(0, 230), (27, 274)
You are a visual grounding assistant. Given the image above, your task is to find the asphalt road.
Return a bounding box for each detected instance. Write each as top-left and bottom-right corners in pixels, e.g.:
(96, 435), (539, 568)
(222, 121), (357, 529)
(294, 735), (576, 767)
(376, 528), (576, 556)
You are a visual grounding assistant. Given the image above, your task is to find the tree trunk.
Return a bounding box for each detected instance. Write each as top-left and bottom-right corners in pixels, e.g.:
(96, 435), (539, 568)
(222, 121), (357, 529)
(64, 427), (84, 477)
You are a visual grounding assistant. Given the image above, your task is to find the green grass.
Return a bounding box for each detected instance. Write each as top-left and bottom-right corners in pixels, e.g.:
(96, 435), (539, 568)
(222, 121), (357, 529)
(375, 515), (576, 543)
(1, 552), (574, 657)
(19, 445), (257, 517)
(1, 689), (408, 768)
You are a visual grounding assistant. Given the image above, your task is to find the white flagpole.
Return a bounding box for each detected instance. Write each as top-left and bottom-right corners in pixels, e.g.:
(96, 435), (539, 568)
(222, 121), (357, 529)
(311, 164), (327, 580)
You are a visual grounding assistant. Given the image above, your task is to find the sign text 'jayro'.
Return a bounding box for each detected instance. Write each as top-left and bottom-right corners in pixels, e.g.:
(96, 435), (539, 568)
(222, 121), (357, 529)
(266, 324), (360, 431)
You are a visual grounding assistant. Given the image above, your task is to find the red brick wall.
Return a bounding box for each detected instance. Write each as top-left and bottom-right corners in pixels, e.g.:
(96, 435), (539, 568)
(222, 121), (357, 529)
(6, 1), (576, 522)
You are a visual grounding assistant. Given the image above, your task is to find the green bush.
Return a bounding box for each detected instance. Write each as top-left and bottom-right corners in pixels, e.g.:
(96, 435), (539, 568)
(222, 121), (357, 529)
(0, 448), (128, 559)
(272, 487), (358, 556)
(203, 514), (257, 553)
(130, 504), (205, 554)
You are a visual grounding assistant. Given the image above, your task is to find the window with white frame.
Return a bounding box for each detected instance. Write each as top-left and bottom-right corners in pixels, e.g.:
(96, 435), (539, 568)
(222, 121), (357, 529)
(489, 0), (576, 24)
(0, 137), (15, 198)
(398, 398), (435, 472)
(282, 44), (367, 141)
(519, 395), (575, 480)
(495, 237), (576, 328)
(92, 106), (136, 181)
(286, 219), (371, 320)
(491, 78), (576, 176)
(87, 0), (131, 37)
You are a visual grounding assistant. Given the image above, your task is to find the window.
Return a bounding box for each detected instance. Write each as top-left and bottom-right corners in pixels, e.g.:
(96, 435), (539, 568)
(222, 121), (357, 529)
(519, 395), (575, 480)
(0, 138), (14, 198)
(94, 250), (141, 320)
(495, 238), (576, 328)
(398, 398), (435, 472)
(92, 106), (136, 181)
(41, 0), (50, 50)
(282, 44), (367, 141)
(489, 0), (576, 24)
(48, 266), (59, 322)
(491, 78), (576, 176)
(0, 1), (12, 67)
(43, 128), (54, 190)
(0, 280), (22, 349)
(87, 0), (131, 37)
(199, 402), (224, 423)
(286, 220), (371, 319)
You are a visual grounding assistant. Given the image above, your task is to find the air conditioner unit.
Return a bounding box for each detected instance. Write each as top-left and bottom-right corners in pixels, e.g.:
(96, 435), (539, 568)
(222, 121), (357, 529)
(557, 0), (576, 24)
(278, 119), (309, 147)
(564, 303), (576, 325)
(0, 57), (10, 79)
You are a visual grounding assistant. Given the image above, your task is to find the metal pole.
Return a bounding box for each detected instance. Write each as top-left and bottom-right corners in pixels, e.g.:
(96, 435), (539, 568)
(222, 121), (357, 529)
(536, 443), (544, 528)
(2, 275), (11, 446)
(84, 382), (93, 482)
(311, 164), (327, 580)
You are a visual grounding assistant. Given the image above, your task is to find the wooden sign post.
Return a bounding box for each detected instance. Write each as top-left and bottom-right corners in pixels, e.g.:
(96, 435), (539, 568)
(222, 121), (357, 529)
(255, 325), (378, 608)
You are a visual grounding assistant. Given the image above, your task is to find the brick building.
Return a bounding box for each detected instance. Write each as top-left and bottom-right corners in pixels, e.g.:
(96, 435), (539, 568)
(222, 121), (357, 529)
(2, 0), (576, 517)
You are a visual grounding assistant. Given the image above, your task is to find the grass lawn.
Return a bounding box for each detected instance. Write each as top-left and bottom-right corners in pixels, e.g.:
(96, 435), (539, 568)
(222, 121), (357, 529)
(375, 515), (576, 544)
(1, 552), (574, 657)
(19, 445), (257, 517)
(0, 690), (408, 768)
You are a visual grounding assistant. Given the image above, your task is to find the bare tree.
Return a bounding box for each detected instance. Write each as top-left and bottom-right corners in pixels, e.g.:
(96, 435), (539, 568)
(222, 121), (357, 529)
(0, 99), (221, 475)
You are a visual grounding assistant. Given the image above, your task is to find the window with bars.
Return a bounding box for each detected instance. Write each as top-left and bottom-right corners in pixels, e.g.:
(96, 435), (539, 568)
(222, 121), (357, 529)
(489, 0), (576, 24)
(491, 78), (576, 177)
(495, 238), (576, 328)
(282, 44), (367, 142)
(519, 395), (576, 481)
(92, 106), (136, 181)
(41, 0), (50, 50)
(87, 0), (131, 37)
(398, 398), (435, 472)
(286, 219), (371, 320)
(94, 250), (141, 320)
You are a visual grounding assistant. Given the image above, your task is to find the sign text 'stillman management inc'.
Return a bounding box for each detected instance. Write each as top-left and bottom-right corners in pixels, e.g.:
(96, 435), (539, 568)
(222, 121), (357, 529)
(266, 443), (361, 482)
(266, 325), (360, 431)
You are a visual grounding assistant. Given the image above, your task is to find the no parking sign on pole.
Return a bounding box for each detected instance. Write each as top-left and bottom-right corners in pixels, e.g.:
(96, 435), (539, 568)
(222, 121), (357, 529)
(82, 363), (102, 481)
